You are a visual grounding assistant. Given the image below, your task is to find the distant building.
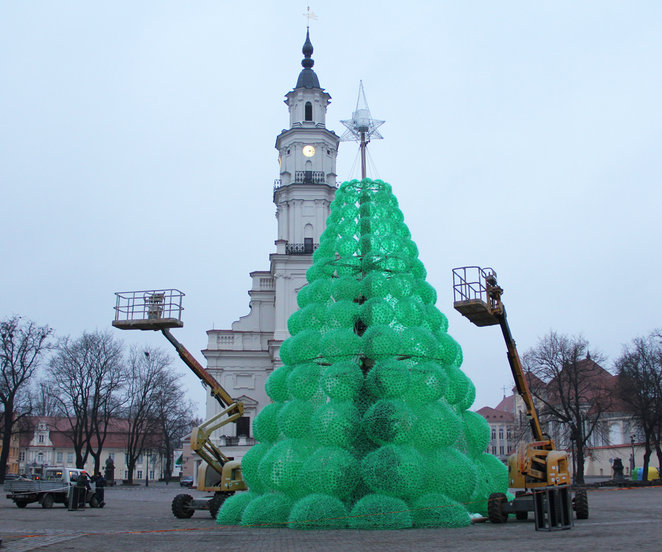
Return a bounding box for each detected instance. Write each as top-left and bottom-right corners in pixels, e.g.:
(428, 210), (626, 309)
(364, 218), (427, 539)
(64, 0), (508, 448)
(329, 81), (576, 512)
(476, 405), (515, 461)
(476, 357), (645, 478)
(0, 420), (21, 475)
(17, 417), (168, 483)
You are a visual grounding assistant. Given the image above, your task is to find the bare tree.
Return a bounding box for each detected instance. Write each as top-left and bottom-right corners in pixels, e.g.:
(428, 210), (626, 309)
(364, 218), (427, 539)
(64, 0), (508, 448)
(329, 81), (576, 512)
(615, 332), (662, 476)
(47, 331), (126, 470)
(123, 347), (170, 484)
(31, 381), (59, 417)
(523, 331), (613, 484)
(152, 372), (195, 483)
(0, 316), (51, 482)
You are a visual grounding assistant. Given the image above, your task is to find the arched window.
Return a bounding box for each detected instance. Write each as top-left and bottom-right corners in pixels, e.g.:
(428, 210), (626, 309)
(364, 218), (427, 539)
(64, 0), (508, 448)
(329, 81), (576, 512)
(305, 102), (313, 121)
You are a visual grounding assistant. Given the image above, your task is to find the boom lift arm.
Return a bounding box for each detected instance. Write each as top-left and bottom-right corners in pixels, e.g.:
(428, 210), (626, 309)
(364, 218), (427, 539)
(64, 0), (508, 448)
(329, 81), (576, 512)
(160, 327), (244, 472)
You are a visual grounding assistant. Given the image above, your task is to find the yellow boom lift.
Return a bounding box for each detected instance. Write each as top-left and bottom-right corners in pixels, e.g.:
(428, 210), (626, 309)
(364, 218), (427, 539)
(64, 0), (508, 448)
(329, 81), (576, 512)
(112, 289), (246, 519)
(452, 267), (588, 530)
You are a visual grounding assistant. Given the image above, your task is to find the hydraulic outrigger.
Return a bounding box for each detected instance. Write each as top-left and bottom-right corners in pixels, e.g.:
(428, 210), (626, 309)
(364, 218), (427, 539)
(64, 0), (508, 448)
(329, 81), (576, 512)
(112, 289), (246, 519)
(452, 267), (588, 530)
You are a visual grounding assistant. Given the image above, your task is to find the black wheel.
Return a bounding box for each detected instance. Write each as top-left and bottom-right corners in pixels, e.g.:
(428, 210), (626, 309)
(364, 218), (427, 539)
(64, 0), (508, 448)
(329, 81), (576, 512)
(574, 489), (589, 520)
(208, 493), (231, 519)
(16, 500), (28, 508)
(41, 494), (54, 509)
(89, 495), (100, 508)
(172, 493), (194, 519)
(515, 491), (528, 521)
(488, 493), (508, 523)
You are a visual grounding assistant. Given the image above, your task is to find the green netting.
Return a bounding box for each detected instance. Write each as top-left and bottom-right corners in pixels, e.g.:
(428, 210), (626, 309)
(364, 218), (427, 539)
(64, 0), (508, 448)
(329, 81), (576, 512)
(216, 491), (258, 525)
(252, 403), (282, 443)
(321, 360), (363, 400)
(412, 493), (471, 528)
(288, 494), (349, 529)
(362, 399), (416, 445)
(310, 401), (360, 448)
(241, 493), (293, 527)
(287, 362), (321, 400)
(361, 445), (424, 497)
(348, 494), (412, 529)
(277, 399), (314, 438)
(257, 439), (313, 496)
(366, 357), (410, 398)
(264, 365), (291, 402)
(219, 178), (509, 530)
(300, 446), (361, 499)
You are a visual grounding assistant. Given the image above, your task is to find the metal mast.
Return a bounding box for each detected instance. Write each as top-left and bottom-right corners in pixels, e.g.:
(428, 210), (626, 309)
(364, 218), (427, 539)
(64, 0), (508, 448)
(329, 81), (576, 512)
(341, 81), (385, 179)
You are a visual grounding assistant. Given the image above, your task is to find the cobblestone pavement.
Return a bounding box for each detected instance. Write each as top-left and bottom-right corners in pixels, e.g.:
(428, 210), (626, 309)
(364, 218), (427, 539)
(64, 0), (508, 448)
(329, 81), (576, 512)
(1, 484), (661, 551)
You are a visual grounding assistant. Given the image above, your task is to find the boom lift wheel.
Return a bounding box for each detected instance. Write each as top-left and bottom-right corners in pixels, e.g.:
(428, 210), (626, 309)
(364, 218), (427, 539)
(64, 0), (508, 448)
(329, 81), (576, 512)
(208, 493), (230, 519)
(488, 493), (509, 523)
(172, 493), (195, 519)
(573, 489), (589, 519)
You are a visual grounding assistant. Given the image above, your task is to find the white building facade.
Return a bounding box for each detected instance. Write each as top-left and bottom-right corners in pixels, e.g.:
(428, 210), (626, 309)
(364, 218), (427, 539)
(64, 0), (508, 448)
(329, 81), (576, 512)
(202, 31), (339, 462)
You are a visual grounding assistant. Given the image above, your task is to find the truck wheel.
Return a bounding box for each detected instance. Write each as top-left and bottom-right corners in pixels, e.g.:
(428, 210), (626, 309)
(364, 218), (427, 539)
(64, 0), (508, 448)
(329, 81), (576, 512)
(89, 496), (100, 508)
(16, 500), (28, 508)
(488, 493), (508, 523)
(574, 489), (589, 520)
(209, 493), (232, 519)
(41, 494), (54, 509)
(172, 493), (194, 519)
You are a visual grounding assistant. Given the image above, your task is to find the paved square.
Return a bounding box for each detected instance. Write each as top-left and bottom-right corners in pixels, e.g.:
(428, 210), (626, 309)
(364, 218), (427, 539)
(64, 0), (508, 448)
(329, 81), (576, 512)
(2, 484), (660, 551)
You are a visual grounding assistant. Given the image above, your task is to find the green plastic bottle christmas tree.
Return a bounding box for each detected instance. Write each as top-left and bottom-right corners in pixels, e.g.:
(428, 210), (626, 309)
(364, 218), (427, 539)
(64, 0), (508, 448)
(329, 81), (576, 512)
(217, 178), (508, 529)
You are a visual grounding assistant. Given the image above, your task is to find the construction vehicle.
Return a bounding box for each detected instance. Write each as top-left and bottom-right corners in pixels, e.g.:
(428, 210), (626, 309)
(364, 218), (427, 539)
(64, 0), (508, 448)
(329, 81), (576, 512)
(112, 289), (247, 519)
(452, 267), (588, 530)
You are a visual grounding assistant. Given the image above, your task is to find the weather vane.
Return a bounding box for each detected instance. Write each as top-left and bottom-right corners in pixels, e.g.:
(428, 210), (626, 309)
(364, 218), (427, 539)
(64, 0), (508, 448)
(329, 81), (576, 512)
(341, 81), (385, 179)
(303, 6), (318, 27)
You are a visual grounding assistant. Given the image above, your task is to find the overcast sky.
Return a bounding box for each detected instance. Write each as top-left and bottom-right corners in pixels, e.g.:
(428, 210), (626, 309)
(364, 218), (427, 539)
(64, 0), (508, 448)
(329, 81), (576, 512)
(2, 1), (661, 417)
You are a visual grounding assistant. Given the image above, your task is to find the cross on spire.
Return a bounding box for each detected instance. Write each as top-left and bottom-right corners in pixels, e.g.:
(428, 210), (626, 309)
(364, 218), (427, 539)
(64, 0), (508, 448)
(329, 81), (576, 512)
(303, 6), (318, 28)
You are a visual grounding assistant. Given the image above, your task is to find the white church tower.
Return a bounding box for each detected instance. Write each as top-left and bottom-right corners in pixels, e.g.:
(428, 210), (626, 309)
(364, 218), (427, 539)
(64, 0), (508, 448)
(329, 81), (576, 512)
(202, 30), (339, 456)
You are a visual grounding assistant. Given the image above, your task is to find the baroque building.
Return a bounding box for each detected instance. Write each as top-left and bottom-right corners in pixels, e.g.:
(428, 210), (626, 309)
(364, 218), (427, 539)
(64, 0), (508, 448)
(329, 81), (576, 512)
(201, 31), (339, 462)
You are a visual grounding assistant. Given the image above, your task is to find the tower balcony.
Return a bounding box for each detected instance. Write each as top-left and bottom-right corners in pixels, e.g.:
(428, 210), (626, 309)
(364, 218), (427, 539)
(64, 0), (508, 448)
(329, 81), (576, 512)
(285, 242), (319, 255)
(295, 170), (325, 184)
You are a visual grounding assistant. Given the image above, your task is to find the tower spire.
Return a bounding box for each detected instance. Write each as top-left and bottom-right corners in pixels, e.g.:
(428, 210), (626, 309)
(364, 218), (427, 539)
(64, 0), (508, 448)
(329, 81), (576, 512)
(341, 81), (385, 179)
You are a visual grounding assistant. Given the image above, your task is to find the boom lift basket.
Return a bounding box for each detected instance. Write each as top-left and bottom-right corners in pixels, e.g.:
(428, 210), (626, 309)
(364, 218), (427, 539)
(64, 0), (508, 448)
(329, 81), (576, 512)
(112, 289), (184, 330)
(452, 266), (500, 327)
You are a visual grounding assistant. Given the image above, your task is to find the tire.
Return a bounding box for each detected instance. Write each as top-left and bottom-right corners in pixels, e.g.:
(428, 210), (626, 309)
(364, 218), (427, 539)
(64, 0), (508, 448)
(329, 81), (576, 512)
(574, 489), (589, 520)
(89, 495), (100, 508)
(208, 493), (231, 519)
(172, 493), (194, 519)
(488, 493), (508, 523)
(515, 491), (528, 521)
(16, 500), (28, 508)
(41, 494), (54, 509)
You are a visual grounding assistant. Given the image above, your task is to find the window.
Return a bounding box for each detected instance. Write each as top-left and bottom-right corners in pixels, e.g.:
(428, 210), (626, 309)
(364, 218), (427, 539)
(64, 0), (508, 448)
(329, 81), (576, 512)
(67, 453), (74, 464)
(56, 452), (63, 463)
(499, 446), (505, 455)
(305, 102), (313, 121)
(38, 434), (44, 443)
(19, 451), (25, 461)
(498, 428), (504, 440)
(491, 428), (496, 440)
(236, 417), (250, 437)
(137, 470), (143, 480)
(507, 429), (512, 440)
(137, 454), (143, 465)
(37, 452), (44, 463)
(304, 238), (314, 254)
(491, 446), (497, 455)
(124, 470), (128, 480)
(149, 470), (154, 480)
